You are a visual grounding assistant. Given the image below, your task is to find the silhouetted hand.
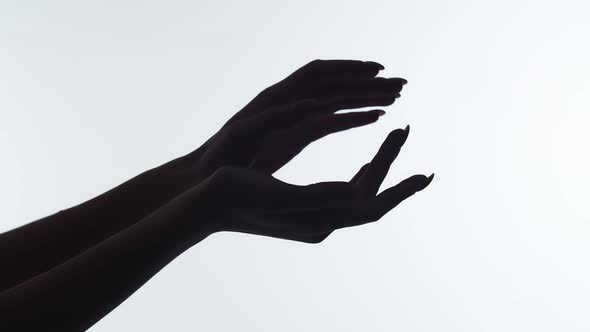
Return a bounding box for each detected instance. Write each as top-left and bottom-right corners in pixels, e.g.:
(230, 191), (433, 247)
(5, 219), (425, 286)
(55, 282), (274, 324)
(221, 59), (401, 129)
(197, 126), (433, 244)
(179, 59), (406, 181)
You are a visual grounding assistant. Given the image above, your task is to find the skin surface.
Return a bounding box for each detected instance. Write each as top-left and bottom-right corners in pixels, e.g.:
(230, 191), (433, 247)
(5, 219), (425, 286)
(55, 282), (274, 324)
(0, 59), (432, 331)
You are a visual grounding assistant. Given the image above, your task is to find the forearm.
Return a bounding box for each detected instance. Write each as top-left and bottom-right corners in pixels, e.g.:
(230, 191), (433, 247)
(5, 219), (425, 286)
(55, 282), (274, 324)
(0, 154), (201, 291)
(0, 185), (211, 331)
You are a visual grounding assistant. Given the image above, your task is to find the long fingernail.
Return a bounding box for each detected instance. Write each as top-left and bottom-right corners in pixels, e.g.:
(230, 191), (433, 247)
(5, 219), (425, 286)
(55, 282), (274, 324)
(365, 61), (385, 70)
(400, 126), (410, 145)
(425, 173), (435, 186)
(416, 173), (435, 191)
(401, 78), (408, 85)
(377, 109), (386, 117)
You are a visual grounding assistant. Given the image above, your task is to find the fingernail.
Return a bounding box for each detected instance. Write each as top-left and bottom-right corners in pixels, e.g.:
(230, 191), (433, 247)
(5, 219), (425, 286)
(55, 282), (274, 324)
(395, 93), (401, 98)
(377, 109), (386, 117)
(416, 173), (434, 192)
(366, 61), (385, 70)
(401, 78), (408, 85)
(425, 173), (435, 186)
(400, 125), (410, 145)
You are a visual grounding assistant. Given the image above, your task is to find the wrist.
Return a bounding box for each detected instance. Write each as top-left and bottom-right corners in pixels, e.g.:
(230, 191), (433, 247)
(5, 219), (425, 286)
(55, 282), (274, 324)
(166, 182), (219, 249)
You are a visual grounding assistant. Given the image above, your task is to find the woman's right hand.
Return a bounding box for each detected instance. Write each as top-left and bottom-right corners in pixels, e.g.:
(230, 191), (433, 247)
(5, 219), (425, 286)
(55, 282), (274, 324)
(195, 126), (433, 244)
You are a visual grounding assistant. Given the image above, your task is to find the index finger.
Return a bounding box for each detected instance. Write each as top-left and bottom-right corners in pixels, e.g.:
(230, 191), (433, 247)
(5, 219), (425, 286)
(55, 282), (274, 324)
(287, 59), (384, 82)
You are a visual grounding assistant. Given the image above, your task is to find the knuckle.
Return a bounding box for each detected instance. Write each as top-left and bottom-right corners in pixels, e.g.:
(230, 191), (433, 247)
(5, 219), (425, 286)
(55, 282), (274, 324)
(301, 59), (322, 73)
(308, 59), (322, 68)
(257, 85), (274, 99)
(222, 121), (250, 142)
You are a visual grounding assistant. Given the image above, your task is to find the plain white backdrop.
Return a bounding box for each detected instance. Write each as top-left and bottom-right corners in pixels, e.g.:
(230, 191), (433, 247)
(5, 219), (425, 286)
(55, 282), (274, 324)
(1, 0), (589, 331)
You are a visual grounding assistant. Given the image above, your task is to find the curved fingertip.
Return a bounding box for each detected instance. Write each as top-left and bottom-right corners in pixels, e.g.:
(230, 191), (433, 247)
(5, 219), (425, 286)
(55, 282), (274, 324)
(388, 174), (428, 194)
(427, 173), (435, 183)
(401, 127), (409, 145)
(363, 109), (386, 118)
(386, 126), (410, 146)
(378, 128), (409, 155)
(365, 61), (385, 70)
(425, 173), (435, 186)
(416, 173), (435, 192)
(351, 109), (382, 123)
(387, 77), (408, 86)
(366, 111), (381, 124)
(387, 127), (407, 139)
(406, 173), (429, 183)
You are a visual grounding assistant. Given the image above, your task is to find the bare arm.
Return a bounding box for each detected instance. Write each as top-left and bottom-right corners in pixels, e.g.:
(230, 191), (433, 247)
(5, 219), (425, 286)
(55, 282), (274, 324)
(0, 155), (200, 292)
(0, 182), (212, 331)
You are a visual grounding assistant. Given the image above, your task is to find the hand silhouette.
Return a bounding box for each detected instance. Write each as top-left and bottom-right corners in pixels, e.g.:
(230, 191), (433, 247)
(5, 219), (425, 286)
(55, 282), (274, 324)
(181, 59), (406, 180)
(198, 126), (433, 243)
(221, 59), (402, 129)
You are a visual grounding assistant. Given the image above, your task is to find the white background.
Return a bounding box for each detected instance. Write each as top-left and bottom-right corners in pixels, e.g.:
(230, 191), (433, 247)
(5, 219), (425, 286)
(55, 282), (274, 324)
(1, 0), (590, 331)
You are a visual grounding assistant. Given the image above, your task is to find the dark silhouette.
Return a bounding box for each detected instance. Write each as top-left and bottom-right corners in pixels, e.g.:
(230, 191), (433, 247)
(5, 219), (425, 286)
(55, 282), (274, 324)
(0, 59), (433, 331)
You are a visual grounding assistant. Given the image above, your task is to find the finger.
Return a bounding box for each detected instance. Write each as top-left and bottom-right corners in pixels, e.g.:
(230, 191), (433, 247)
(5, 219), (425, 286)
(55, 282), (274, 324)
(356, 127), (410, 196)
(294, 173), (434, 231)
(223, 61), (390, 128)
(238, 93), (400, 141)
(287, 59), (384, 82)
(319, 93), (400, 111)
(256, 173), (434, 234)
(367, 173), (434, 221)
(349, 163), (370, 183)
(223, 68), (397, 128)
(296, 109), (384, 141)
(287, 93), (401, 116)
(249, 110), (384, 173)
(302, 77), (406, 100)
(211, 166), (357, 209)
